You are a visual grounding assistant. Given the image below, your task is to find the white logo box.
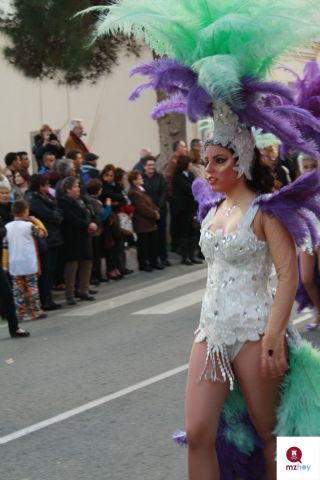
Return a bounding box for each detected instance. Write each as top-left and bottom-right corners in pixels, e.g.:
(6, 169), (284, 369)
(277, 437), (320, 480)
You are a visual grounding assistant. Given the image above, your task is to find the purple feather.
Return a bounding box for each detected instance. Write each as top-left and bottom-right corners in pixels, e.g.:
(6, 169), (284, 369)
(173, 414), (265, 480)
(192, 178), (224, 222)
(241, 76), (294, 103)
(187, 84), (213, 122)
(151, 94), (187, 119)
(254, 170), (320, 249)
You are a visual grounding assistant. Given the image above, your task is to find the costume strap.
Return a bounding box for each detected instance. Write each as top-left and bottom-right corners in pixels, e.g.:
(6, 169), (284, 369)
(240, 203), (259, 229)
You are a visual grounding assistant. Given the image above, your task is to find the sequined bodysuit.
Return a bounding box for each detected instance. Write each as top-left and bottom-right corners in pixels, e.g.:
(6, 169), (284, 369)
(195, 203), (273, 390)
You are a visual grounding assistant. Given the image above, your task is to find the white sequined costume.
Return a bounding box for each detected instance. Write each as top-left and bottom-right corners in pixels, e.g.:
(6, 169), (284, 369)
(195, 203), (274, 390)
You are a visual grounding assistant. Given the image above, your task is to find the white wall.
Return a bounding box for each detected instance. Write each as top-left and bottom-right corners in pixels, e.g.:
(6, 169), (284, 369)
(0, 40), (162, 171)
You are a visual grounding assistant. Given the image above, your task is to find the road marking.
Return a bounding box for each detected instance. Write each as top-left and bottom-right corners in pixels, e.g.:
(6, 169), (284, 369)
(132, 289), (204, 315)
(0, 364), (188, 445)
(64, 269), (207, 316)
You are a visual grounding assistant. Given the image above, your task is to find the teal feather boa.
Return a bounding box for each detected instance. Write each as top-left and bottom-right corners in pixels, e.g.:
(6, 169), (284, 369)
(221, 340), (320, 455)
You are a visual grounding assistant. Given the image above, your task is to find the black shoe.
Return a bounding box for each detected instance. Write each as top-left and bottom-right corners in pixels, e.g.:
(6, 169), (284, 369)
(98, 278), (109, 283)
(66, 297), (77, 305)
(43, 303), (62, 311)
(89, 289), (98, 294)
(90, 279), (101, 286)
(34, 313), (48, 320)
(152, 263), (165, 270)
(181, 259), (193, 266)
(190, 258), (203, 265)
(139, 266), (153, 272)
(79, 294), (95, 301)
(10, 329), (30, 338)
(123, 268), (134, 275)
(161, 259), (171, 267)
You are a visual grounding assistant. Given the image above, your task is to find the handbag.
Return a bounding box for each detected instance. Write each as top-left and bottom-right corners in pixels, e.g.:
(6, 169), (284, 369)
(117, 212), (133, 236)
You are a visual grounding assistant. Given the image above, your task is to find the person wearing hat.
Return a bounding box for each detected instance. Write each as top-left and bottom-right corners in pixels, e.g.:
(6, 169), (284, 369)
(81, 153), (100, 184)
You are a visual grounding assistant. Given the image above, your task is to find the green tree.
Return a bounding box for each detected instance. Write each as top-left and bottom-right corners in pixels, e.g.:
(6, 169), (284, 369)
(0, 0), (141, 85)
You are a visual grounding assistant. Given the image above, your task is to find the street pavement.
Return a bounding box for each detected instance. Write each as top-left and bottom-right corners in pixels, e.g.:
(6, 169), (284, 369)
(0, 255), (319, 480)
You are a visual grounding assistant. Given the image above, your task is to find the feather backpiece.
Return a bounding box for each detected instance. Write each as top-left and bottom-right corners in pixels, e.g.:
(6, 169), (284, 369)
(254, 170), (320, 251)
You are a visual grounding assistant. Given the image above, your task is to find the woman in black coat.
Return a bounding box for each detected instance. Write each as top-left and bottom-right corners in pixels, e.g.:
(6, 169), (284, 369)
(58, 177), (98, 304)
(29, 174), (64, 310)
(172, 156), (202, 265)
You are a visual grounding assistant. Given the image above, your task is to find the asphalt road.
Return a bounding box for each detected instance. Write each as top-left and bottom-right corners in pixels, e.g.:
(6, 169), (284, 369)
(0, 256), (319, 480)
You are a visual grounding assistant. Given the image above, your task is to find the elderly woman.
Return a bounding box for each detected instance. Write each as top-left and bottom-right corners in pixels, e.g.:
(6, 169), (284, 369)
(58, 177), (98, 305)
(54, 158), (76, 201)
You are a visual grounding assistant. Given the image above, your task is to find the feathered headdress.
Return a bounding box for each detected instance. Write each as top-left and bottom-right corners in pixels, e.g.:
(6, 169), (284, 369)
(80, 0), (320, 177)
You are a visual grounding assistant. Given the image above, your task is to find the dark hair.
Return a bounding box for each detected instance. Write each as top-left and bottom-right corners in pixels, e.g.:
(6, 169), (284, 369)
(172, 140), (181, 152)
(17, 151), (28, 158)
(61, 176), (79, 193)
(66, 149), (82, 160)
(190, 138), (201, 149)
(42, 152), (56, 163)
(176, 155), (192, 172)
(15, 169), (30, 183)
(29, 174), (49, 192)
(12, 199), (29, 216)
(101, 164), (116, 178)
(114, 167), (126, 183)
(86, 178), (103, 195)
(4, 152), (18, 167)
(128, 170), (142, 185)
(245, 148), (274, 194)
(141, 155), (156, 166)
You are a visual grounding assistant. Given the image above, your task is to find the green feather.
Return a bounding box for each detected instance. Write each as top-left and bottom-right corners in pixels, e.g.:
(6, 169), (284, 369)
(81, 0), (320, 103)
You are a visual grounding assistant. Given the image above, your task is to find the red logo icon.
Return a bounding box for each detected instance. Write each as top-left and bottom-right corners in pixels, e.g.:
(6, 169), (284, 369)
(286, 447), (302, 464)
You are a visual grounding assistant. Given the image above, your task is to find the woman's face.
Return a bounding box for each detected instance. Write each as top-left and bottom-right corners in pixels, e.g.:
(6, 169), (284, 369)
(39, 182), (50, 195)
(204, 145), (239, 192)
(14, 172), (25, 186)
(260, 145), (278, 169)
(66, 182), (80, 199)
(0, 188), (10, 204)
(103, 170), (114, 184)
(303, 158), (318, 173)
(134, 174), (144, 187)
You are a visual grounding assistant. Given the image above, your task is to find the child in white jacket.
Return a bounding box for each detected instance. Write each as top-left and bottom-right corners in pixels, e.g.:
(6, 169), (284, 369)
(4, 199), (47, 321)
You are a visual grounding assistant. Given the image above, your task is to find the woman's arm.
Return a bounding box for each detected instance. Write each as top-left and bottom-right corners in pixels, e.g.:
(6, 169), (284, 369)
(260, 212), (298, 377)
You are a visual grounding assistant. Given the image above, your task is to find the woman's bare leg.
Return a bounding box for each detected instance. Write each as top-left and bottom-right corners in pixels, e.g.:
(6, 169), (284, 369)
(300, 251), (320, 319)
(233, 340), (285, 480)
(185, 341), (230, 480)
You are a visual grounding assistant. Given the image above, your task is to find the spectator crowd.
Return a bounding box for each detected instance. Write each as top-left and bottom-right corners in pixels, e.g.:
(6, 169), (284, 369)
(0, 118), (312, 339)
(0, 119), (207, 338)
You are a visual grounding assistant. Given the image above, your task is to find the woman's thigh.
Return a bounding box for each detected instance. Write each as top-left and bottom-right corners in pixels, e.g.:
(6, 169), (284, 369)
(300, 251), (316, 284)
(232, 340), (283, 437)
(185, 341), (230, 440)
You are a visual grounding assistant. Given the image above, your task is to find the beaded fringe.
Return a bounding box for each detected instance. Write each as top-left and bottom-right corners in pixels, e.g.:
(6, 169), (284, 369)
(200, 343), (234, 391)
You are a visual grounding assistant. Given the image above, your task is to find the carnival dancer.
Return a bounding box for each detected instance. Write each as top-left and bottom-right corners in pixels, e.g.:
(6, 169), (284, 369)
(81, 1), (320, 479)
(280, 61), (320, 331)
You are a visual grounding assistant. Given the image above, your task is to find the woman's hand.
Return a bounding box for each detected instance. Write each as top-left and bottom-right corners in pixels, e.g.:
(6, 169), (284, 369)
(261, 332), (288, 379)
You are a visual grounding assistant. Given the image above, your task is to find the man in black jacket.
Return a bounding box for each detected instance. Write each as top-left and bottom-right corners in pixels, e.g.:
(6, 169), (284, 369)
(142, 156), (170, 267)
